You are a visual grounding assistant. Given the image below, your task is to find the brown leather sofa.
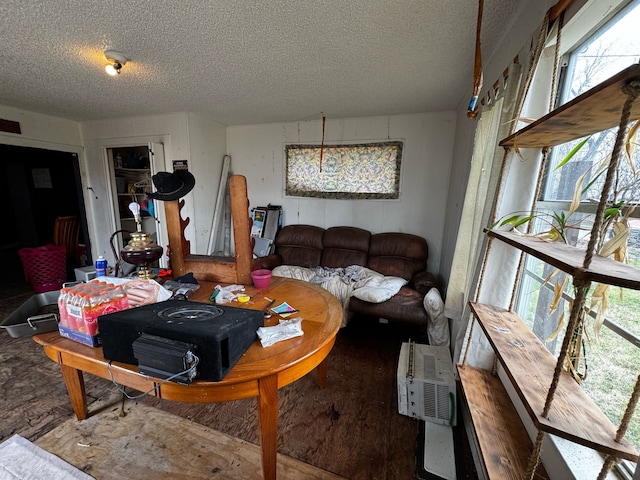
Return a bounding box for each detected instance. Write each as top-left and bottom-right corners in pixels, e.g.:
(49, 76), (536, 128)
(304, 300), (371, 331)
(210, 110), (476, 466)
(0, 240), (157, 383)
(259, 225), (437, 330)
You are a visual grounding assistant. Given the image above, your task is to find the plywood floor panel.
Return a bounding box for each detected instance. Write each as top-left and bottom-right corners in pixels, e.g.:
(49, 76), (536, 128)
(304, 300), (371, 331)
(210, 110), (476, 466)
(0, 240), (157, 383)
(36, 397), (345, 480)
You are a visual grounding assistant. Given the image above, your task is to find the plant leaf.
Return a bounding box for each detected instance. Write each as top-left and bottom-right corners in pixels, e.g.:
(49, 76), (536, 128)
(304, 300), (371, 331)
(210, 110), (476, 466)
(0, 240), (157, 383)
(599, 220), (629, 258)
(547, 311), (565, 341)
(549, 276), (569, 314)
(625, 120), (639, 173)
(498, 214), (532, 230)
(568, 169), (590, 217)
(588, 283), (610, 341)
(554, 137), (590, 171)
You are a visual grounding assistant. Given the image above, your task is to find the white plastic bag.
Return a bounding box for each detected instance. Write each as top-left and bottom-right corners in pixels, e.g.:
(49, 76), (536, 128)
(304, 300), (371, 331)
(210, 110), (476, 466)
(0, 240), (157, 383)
(257, 318), (304, 347)
(212, 284), (245, 303)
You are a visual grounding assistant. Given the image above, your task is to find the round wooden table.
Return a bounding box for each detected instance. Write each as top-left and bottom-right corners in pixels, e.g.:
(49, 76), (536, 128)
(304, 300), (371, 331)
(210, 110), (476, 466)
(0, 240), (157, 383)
(33, 277), (343, 480)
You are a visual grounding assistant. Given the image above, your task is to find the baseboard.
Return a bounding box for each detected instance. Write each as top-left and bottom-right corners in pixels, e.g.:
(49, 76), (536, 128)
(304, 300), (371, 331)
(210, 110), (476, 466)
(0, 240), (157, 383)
(415, 420), (457, 480)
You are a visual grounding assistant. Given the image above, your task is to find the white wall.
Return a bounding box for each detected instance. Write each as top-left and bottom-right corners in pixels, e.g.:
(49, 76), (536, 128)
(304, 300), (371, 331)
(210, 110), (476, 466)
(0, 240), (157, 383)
(0, 105), (83, 151)
(0, 105), (456, 279)
(226, 112), (456, 278)
(80, 113), (227, 265)
(185, 112), (228, 254)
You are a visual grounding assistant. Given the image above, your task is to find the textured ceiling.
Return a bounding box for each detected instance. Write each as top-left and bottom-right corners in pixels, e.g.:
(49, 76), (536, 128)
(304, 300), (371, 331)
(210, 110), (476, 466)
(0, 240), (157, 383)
(0, 0), (522, 126)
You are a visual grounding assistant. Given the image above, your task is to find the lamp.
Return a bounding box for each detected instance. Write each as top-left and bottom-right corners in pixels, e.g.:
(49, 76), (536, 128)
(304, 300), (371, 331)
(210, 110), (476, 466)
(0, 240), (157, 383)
(120, 202), (163, 279)
(104, 50), (128, 76)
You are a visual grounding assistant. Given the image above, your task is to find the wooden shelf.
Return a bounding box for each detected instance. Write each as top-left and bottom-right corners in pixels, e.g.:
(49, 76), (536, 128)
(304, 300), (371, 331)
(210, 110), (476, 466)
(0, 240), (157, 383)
(469, 301), (639, 462)
(486, 228), (640, 291)
(500, 63), (640, 148)
(457, 364), (550, 479)
(115, 167), (149, 172)
(120, 216), (155, 222)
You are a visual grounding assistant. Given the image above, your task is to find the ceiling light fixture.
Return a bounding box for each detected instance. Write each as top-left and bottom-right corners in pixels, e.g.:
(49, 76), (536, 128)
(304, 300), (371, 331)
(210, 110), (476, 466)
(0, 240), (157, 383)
(104, 50), (128, 76)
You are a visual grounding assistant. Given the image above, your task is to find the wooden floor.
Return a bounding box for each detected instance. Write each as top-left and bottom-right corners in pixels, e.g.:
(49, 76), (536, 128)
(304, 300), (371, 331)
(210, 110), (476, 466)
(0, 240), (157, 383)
(0, 275), (477, 480)
(35, 395), (347, 479)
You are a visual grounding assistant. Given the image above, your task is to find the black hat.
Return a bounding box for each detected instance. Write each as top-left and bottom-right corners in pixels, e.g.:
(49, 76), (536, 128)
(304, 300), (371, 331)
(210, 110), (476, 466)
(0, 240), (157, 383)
(147, 170), (195, 201)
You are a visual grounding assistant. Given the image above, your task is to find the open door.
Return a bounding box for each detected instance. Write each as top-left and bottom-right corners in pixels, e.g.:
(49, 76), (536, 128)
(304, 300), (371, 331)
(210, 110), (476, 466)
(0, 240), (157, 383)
(107, 142), (168, 270)
(148, 142), (167, 268)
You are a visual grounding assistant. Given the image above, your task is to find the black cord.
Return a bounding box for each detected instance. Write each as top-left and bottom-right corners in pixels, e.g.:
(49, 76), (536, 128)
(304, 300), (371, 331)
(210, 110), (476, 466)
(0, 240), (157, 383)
(106, 354), (200, 400)
(109, 229), (131, 277)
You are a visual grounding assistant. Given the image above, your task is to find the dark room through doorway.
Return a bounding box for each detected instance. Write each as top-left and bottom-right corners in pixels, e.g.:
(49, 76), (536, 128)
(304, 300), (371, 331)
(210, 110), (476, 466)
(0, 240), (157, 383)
(0, 144), (91, 289)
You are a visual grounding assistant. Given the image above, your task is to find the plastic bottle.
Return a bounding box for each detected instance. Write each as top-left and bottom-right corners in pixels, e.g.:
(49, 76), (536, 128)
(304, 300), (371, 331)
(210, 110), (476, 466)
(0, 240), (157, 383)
(65, 285), (83, 332)
(57, 288), (69, 328)
(85, 288), (106, 336)
(114, 285), (130, 311)
(95, 256), (108, 277)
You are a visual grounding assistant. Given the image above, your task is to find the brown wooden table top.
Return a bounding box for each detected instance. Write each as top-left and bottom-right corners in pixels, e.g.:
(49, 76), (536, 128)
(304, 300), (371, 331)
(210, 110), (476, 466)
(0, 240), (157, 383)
(33, 276), (343, 480)
(33, 276), (343, 398)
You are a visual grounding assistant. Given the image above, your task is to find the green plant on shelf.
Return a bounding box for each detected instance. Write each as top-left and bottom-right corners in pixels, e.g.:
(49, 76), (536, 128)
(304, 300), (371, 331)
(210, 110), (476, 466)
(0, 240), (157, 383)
(491, 121), (639, 382)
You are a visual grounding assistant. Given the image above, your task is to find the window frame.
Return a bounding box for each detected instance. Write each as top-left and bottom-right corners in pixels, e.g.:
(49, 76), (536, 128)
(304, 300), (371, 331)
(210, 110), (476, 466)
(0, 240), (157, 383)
(512, 1), (640, 476)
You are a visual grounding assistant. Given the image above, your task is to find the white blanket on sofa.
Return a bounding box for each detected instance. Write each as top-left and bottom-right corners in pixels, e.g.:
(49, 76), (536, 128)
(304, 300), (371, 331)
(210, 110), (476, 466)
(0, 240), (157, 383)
(272, 265), (407, 327)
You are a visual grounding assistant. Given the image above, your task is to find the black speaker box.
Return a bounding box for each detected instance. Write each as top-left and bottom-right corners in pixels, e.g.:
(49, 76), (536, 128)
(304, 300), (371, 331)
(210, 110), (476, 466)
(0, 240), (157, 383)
(98, 299), (264, 381)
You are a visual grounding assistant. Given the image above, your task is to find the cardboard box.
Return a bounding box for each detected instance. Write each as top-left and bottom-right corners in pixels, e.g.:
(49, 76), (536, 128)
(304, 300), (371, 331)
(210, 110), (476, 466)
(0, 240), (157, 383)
(58, 325), (101, 347)
(75, 266), (96, 282)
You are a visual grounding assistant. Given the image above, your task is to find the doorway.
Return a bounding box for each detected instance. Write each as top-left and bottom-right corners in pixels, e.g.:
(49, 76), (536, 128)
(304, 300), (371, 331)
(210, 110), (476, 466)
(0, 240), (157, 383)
(0, 144), (90, 288)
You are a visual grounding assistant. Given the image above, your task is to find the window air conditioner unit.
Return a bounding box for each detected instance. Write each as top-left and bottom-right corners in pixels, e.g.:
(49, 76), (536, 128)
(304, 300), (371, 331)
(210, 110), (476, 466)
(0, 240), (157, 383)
(397, 341), (456, 426)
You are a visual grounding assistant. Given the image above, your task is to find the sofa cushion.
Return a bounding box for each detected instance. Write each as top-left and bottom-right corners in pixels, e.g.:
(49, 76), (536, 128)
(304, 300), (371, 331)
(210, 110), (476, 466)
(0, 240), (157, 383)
(274, 224), (325, 268)
(367, 232), (428, 281)
(351, 275), (408, 303)
(349, 286), (428, 326)
(321, 226), (370, 268)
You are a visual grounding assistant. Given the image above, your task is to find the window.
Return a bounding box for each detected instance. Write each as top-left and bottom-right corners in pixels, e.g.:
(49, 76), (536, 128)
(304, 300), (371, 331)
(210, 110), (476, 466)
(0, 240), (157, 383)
(514, 0), (640, 463)
(284, 141), (402, 199)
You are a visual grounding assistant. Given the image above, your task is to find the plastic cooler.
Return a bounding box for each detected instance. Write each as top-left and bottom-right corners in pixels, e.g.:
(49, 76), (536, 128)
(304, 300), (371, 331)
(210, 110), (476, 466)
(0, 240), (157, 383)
(18, 244), (67, 293)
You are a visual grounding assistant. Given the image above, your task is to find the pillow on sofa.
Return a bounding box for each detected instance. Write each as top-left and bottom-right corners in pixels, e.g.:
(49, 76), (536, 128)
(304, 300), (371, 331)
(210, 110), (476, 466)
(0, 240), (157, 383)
(351, 276), (408, 303)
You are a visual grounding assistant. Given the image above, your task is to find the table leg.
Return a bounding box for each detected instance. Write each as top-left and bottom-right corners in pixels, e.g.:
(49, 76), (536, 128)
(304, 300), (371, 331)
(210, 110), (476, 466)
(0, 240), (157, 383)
(258, 374), (278, 480)
(60, 364), (88, 420)
(317, 357), (328, 388)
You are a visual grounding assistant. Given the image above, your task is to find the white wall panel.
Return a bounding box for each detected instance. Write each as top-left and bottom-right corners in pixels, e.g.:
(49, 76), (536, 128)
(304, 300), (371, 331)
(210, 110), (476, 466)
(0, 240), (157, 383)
(227, 112), (456, 276)
(0, 105), (82, 149)
(80, 113), (196, 264)
(186, 113), (227, 253)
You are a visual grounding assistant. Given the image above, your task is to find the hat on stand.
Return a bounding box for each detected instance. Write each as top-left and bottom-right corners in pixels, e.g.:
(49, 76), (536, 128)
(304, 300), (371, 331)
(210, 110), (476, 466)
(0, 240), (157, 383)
(147, 170), (195, 201)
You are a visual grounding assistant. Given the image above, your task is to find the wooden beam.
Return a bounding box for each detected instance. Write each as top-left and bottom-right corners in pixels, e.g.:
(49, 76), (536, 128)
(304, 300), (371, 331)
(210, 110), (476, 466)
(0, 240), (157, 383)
(549, 0), (574, 22)
(163, 174), (252, 284)
(164, 199), (190, 276)
(228, 175), (253, 284)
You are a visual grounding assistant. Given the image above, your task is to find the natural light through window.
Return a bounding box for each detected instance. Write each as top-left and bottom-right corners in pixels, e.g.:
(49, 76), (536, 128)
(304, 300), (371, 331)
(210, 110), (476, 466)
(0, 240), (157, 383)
(515, 0), (640, 460)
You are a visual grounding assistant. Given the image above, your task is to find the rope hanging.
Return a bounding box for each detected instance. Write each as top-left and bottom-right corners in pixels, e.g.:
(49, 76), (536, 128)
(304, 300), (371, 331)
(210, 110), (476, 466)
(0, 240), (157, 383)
(467, 0), (484, 119)
(542, 280), (590, 417)
(474, 8), (551, 305)
(508, 13), (561, 313)
(524, 430), (545, 480)
(583, 81), (640, 269)
(597, 371), (640, 479)
(541, 81), (640, 463)
(549, 13), (564, 112)
(461, 317), (476, 366)
(319, 113), (326, 173)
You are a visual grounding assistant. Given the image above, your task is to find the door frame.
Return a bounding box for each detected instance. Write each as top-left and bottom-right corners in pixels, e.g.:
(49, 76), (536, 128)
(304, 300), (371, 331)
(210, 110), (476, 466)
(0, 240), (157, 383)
(102, 139), (169, 269)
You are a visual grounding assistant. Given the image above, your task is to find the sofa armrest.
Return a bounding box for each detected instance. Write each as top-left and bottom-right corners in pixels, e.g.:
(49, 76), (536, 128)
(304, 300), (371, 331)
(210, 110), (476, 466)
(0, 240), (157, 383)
(412, 271), (437, 295)
(257, 254), (283, 270)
